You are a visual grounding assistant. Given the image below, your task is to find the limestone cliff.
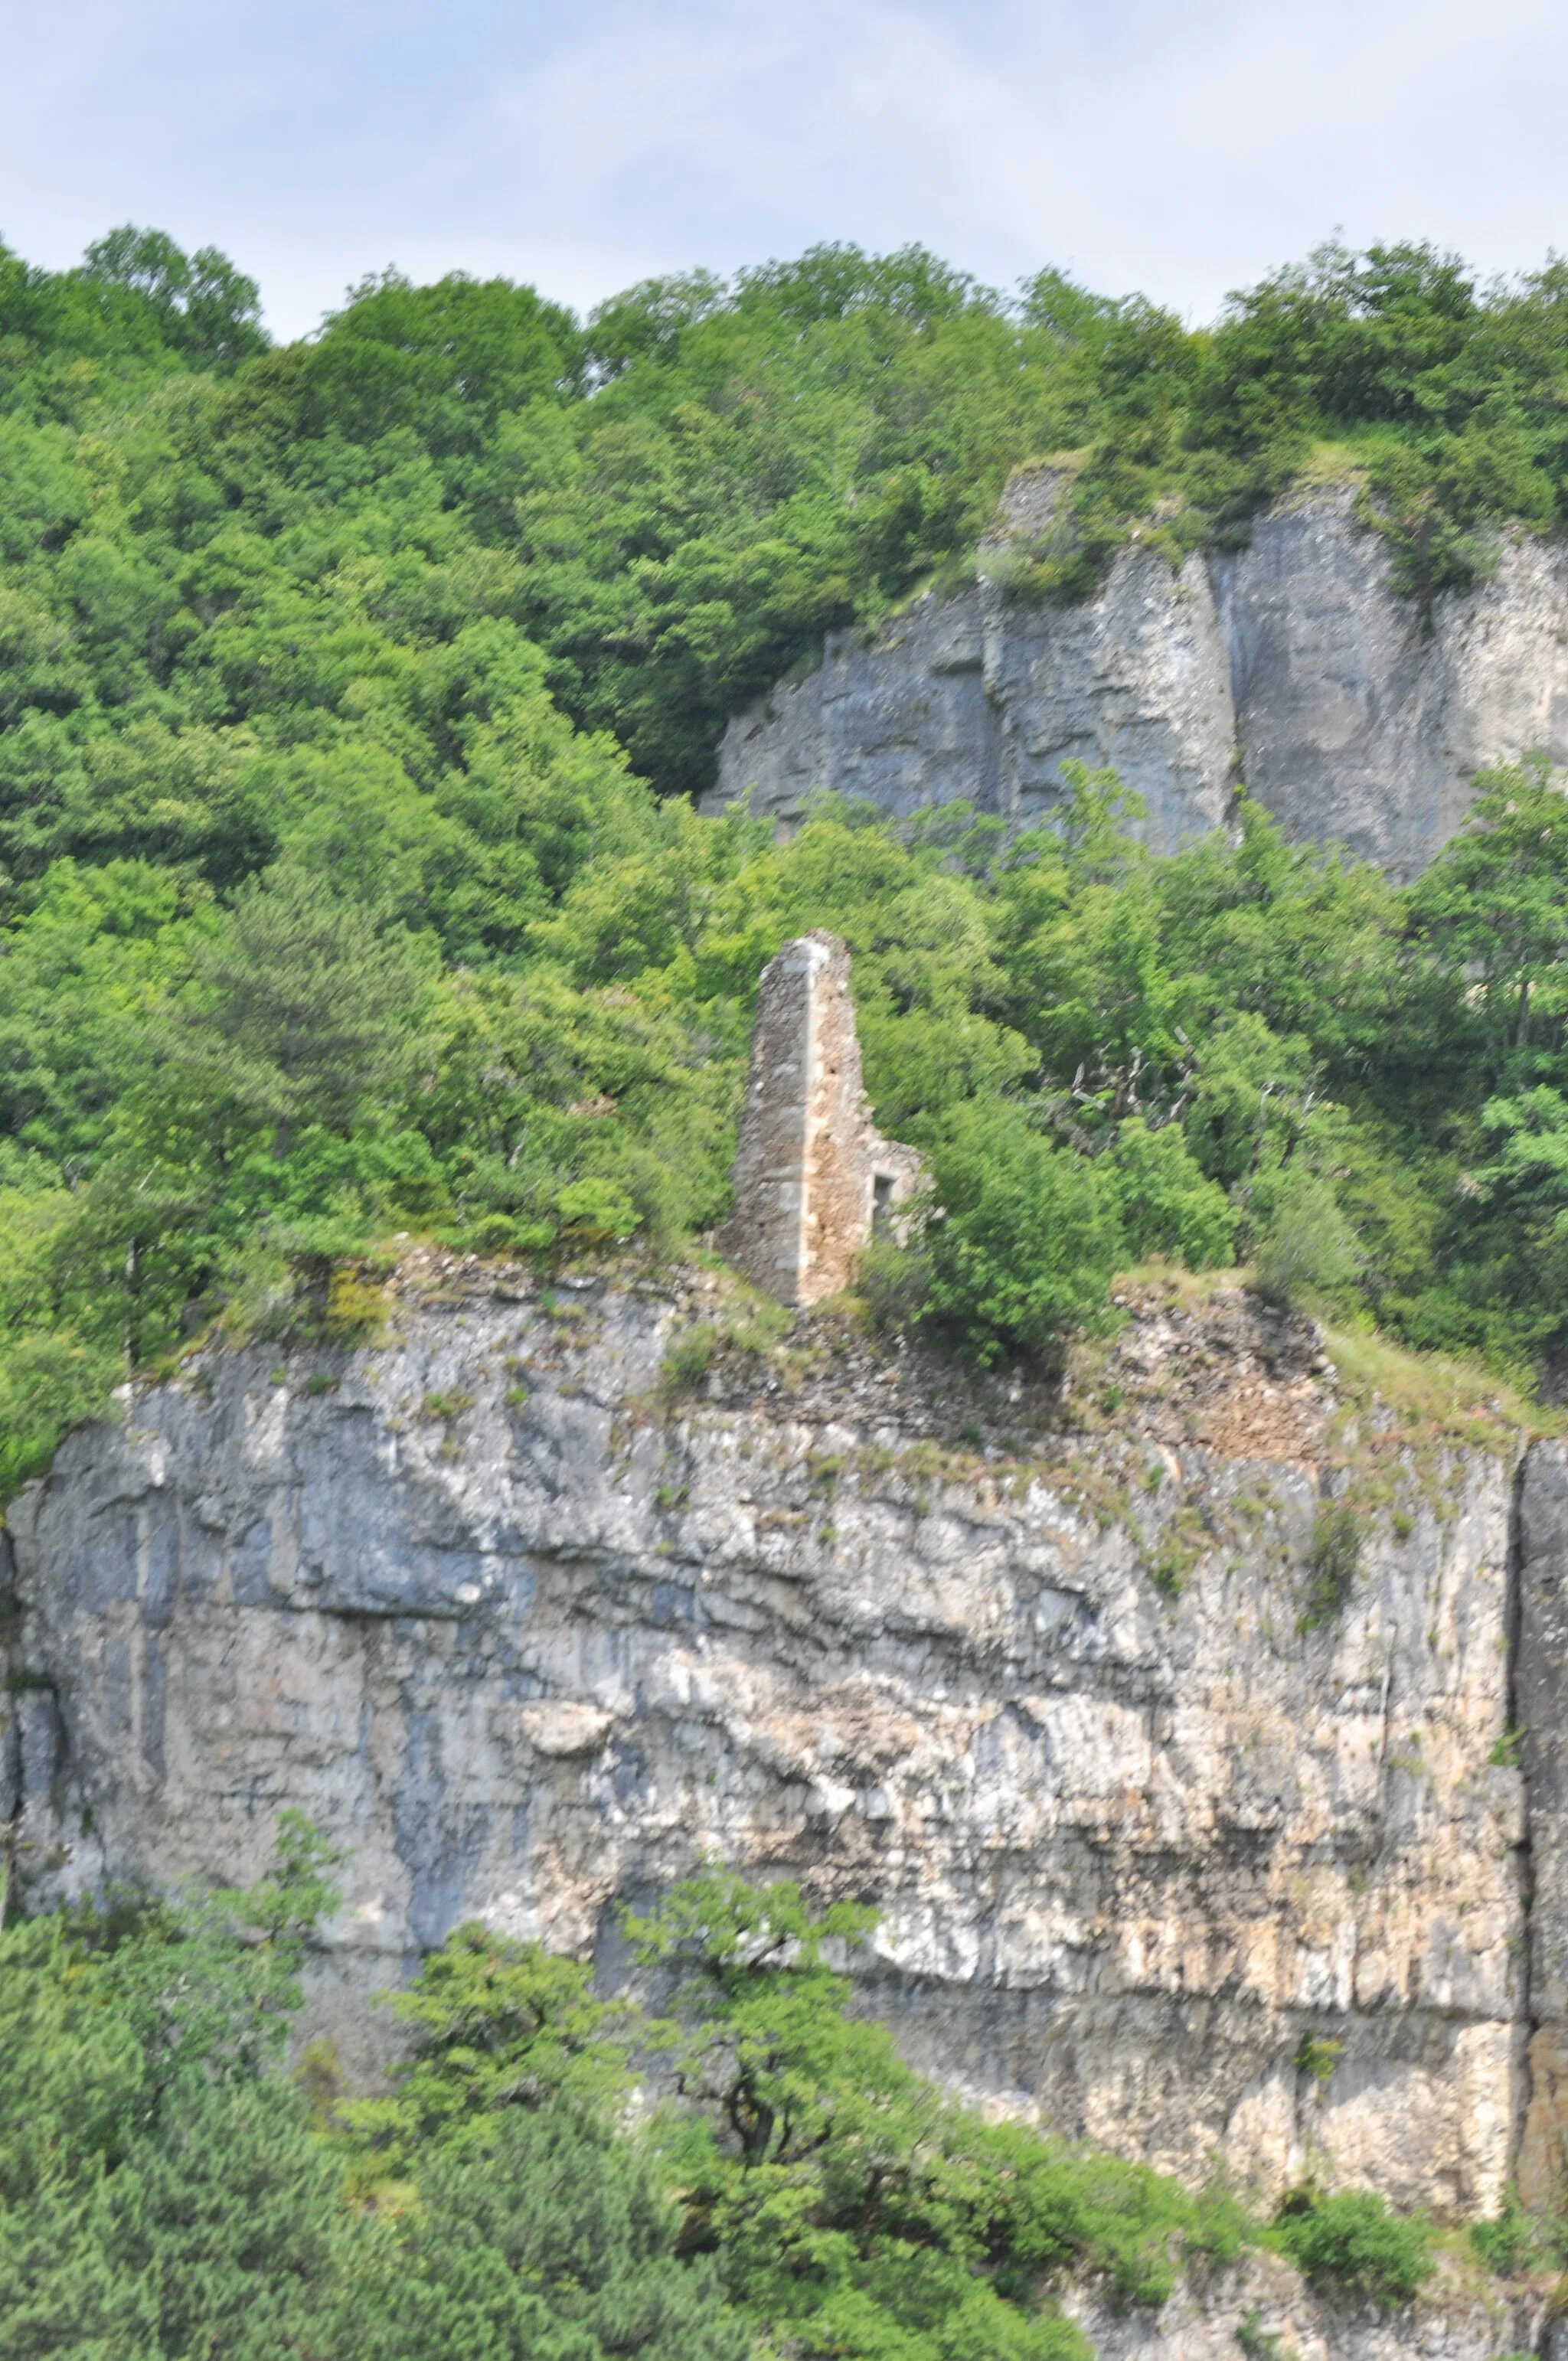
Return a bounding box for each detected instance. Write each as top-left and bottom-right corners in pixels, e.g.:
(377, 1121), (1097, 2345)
(3, 1259), (1558, 2262)
(707, 482), (1568, 877)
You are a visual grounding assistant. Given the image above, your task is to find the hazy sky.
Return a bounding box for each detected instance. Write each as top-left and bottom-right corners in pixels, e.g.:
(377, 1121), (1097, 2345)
(2, 0), (1563, 338)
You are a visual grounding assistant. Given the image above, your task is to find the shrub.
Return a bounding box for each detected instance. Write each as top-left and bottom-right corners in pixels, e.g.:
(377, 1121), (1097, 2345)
(553, 1176), (641, 1246)
(1469, 2189), (1545, 2278)
(1253, 1173), (1363, 1309)
(858, 1233), (932, 1334)
(989, 2127), (1249, 2309)
(1299, 1505), (1361, 1632)
(0, 1324), (120, 1506)
(918, 1101), (1125, 1366)
(659, 1324), (715, 1397)
(1269, 2186), (1433, 2308)
(1109, 1117), (1236, 1268)
(1235, 2307), (1286, 2361)
(1293, 2033), (1343, 2084)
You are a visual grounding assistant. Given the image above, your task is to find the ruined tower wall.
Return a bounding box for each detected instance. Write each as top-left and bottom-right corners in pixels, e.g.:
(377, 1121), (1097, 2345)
(716, 935), (822, 1301)
(716, 933), (920, 1305)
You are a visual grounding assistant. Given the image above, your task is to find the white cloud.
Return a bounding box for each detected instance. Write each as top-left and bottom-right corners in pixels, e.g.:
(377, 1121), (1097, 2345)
(0, 0), (1563, 335)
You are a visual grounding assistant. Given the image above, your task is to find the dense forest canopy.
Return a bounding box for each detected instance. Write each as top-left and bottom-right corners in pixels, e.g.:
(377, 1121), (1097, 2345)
(3, 224), (1568, 1495)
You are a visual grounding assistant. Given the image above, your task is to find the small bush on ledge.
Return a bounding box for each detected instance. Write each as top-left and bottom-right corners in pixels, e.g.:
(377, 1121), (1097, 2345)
(1269, 2185), (1434, 2309)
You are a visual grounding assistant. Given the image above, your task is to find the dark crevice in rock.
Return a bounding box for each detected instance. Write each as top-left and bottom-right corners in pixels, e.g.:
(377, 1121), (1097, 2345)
(1508, 1443), (1534, 2135)
(1512, 1440), (1568, 2206)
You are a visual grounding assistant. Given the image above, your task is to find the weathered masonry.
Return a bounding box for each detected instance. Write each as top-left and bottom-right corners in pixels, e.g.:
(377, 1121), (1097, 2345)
(715, 931), (921, 1305)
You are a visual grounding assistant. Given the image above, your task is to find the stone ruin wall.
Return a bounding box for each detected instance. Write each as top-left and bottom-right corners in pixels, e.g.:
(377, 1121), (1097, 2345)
(716, 931), (920, 1305)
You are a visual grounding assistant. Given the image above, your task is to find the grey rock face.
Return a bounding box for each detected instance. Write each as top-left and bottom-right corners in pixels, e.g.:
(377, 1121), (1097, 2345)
(1215, 499), (1568, 877)
(710, 486), (1568, 879)
(1070, 2251), (1550, 2361)
(710, 546), (1234, 857)
(2, 1272), (1544, 2232)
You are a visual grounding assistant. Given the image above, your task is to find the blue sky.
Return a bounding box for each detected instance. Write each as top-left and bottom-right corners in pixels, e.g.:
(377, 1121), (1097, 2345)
(2, 0), (1563, 337)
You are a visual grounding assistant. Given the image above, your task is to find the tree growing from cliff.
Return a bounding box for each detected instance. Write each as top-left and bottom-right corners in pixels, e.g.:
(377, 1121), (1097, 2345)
(622, 1870), (1249, 2346)
(0, 1816), (341, 2356)
(0, 1839), (1452, 2352)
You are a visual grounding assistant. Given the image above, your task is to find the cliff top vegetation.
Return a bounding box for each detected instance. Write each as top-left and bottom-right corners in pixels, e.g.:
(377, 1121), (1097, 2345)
(3, 225), (1568, 1495)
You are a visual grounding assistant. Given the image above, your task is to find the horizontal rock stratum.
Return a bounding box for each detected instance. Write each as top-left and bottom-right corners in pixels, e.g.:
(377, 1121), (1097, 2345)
(706, 480), (1568, 877)
(5, 1259), (1564, 2245)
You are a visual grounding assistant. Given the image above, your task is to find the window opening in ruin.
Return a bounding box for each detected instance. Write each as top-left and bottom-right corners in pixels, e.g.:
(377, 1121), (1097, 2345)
(872, 1173), (897, 1235)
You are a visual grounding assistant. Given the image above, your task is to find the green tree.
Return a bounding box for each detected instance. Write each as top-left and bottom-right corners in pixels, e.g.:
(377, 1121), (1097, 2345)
(1109, 1117), (1236, 1267)
(1252, 1168), (1365, 1310)
(916, 1100), (1125, 1364)
(621, 1871), (1246, 2354)
(0, 1817), (343, 2357)
(341, 1923), (636, 2172)
(302, 269), (581, 453)
(335, 2108), (750, 2361)
(0, 2074), (342, 2361)
(80, 225), (267, 372)
(1411, 760), (1568, 1083)
(172, 868), (434, 1154)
